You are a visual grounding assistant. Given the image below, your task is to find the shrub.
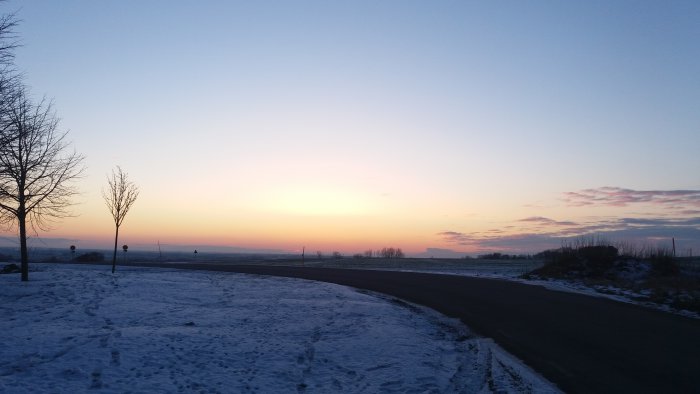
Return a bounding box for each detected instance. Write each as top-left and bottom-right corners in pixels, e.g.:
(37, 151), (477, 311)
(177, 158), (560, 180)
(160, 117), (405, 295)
(532, 245), (618, 278)
(75, 252), (105, 262)
(532, 247), (581, 277)
(1, 263), (20, 274)
(0, 253), (15, 262)
(578, 245), (618, 277)
(649, 248), (679, 276)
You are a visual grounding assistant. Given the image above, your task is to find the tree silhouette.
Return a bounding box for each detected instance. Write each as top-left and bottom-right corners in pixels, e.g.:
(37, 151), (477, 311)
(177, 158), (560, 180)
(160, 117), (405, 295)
(379, 247), (405, 259)
(0, 88), (84, 281)
(0, 10), (19, 120)
(103, 166), (139, 274)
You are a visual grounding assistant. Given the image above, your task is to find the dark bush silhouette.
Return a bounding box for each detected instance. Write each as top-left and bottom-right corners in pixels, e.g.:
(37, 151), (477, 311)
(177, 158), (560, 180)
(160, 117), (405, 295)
(0, 253), (15, 262)
(579, 245), (618, 277)
(75, 252), (105, 262)
(529, 240), (695, 313)
(532, 247), (579, 277)
(1, 263), (20, 274)
(533, 242), (684, 280)
(649, 249), (679, 276)
(533, 245), (618, 278)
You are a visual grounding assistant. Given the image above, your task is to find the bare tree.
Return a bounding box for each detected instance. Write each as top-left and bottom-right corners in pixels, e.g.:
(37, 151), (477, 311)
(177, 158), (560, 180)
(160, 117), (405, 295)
(103, 166), (139, 273)
(0, 87), (84, 281)
(0, 9), (20, 153)
(379, 247), (404, 259)
(0, 10), (18, 65)
(380, 247), (393, 258)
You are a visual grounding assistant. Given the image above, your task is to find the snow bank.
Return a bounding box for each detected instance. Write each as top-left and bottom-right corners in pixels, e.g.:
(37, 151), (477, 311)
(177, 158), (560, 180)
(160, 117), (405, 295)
(0, 264), (558, 393)
(388, 262), (698, 319)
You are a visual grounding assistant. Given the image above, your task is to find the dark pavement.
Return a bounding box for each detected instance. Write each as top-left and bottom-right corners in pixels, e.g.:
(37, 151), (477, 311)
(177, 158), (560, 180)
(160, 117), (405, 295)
(136, 263), (700, 393)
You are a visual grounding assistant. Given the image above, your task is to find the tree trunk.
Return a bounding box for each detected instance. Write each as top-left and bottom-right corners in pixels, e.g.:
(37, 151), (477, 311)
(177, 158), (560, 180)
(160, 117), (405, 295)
(112, 225), (119, 274)
(18, 209), (28, 282)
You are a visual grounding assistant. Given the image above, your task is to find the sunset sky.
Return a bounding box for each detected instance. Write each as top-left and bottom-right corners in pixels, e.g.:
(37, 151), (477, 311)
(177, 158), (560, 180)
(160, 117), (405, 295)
(2, 1), (699, 256)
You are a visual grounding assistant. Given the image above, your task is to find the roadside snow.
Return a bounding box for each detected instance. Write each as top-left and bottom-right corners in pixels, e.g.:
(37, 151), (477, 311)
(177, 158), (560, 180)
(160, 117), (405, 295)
(394, 264), (699, 319)
(0, 264), (558, 393)
(520, 277), (700, 319)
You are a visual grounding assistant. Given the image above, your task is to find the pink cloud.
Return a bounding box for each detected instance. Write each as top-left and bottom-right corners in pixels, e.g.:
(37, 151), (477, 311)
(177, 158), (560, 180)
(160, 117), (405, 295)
(439, 187), (700, 253)
(438, 214), (700, 253)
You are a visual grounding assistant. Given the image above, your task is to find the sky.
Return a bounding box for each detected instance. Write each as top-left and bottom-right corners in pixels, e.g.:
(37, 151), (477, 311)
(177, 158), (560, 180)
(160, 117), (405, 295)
(1, 1), (698, 256)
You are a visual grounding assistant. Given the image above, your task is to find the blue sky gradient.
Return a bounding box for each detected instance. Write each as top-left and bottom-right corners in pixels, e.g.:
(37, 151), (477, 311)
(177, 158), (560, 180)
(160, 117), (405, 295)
(3, 1), (699, 255)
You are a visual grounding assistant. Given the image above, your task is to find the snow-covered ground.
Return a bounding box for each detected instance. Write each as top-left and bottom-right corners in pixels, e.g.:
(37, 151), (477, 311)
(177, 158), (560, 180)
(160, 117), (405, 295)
(517, 276), (700, 319)
(0, 264), (559, 393)
(308, 259), (543, 279)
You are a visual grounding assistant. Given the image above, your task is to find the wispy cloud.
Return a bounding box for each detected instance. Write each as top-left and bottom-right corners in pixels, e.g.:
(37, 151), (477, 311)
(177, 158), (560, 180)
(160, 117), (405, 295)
(439, 215), (700, 253)
(436, 231), (475, 245)
(439, 186), (700, 254)
(437, 231), (568, 253)
(518, 216), (578, 226)
(619, 217), (700, 226)
(562, 187), (700, 208)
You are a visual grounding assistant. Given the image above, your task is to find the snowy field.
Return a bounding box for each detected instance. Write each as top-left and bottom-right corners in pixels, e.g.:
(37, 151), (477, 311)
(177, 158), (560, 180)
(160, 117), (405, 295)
(0, 264), (558, 393)
(305, 258), (543, 278)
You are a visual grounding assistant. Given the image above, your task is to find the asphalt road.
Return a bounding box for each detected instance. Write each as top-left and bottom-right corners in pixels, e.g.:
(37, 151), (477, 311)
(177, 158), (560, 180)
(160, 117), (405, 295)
(137, 263), (699, 393)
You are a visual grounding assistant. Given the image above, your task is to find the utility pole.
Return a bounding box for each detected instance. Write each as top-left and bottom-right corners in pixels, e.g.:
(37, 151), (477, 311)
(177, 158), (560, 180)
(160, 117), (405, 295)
(672, 237), (676, 257)
(302, 246), (305, 266)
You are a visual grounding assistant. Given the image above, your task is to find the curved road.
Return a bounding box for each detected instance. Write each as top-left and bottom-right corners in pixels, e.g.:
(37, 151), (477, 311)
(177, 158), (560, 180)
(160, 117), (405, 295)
(138, 263), (699, 393)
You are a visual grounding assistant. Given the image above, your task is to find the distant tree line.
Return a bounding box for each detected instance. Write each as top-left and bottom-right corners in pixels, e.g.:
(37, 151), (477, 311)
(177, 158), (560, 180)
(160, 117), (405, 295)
(477, 252), (531, 260)
(319, 247), (406, 260)
(360, 247), (405, 259)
